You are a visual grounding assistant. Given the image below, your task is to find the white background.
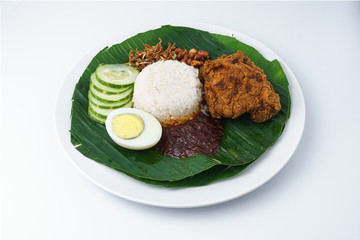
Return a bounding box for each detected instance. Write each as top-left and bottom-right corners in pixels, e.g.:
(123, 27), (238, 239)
(1, 2), (360, 240)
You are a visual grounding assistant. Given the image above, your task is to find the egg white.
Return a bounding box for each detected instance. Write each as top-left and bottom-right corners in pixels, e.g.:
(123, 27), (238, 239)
(105, 108), (162, 150)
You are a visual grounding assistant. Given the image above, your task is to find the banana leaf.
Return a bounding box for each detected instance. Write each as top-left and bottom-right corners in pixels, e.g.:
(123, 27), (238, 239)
(70, 25), (290, 183)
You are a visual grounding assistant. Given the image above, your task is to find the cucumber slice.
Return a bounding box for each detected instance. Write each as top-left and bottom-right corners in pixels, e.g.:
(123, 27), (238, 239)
(88, 105), (106, 124)
(88, 91), (132, 109)
(96, 64), (138, 89)
(90, 73), (132, 95)
(90, 84), (133, 103)
(89, 101), (133, 119)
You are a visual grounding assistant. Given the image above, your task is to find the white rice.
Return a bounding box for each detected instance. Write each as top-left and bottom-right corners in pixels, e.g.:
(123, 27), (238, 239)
(132, 60), (203, 123)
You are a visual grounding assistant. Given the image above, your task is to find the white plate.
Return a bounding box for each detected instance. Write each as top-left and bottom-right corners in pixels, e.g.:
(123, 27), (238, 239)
(54, 23), (305, 208)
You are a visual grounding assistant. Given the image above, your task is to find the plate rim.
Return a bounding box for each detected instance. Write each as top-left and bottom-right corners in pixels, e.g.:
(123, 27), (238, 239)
(54, 22), (306, 208)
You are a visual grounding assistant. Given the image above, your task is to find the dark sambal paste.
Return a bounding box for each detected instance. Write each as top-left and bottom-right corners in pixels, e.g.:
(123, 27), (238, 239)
(155, 112), (224, 158)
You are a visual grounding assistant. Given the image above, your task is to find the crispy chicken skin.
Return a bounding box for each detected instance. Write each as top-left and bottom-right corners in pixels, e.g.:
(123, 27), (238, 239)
(199, 51), (281, 123)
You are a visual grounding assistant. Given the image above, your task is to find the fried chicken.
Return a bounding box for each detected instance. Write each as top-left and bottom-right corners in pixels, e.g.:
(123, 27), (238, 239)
(199, 51), (281, 123)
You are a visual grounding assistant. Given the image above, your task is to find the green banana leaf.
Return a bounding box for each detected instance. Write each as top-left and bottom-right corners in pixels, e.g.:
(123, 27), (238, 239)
(70, 25), (290, 183)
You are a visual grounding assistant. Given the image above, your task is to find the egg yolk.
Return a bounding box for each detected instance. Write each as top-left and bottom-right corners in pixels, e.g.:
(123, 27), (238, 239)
(112, 113), (144, 139)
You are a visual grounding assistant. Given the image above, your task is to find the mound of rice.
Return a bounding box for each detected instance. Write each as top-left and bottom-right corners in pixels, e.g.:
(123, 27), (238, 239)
(133, 60), (203, 124)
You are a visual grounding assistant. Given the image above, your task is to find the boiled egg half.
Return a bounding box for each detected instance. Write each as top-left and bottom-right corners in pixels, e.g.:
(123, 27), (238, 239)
(105, 108), (162, 150)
